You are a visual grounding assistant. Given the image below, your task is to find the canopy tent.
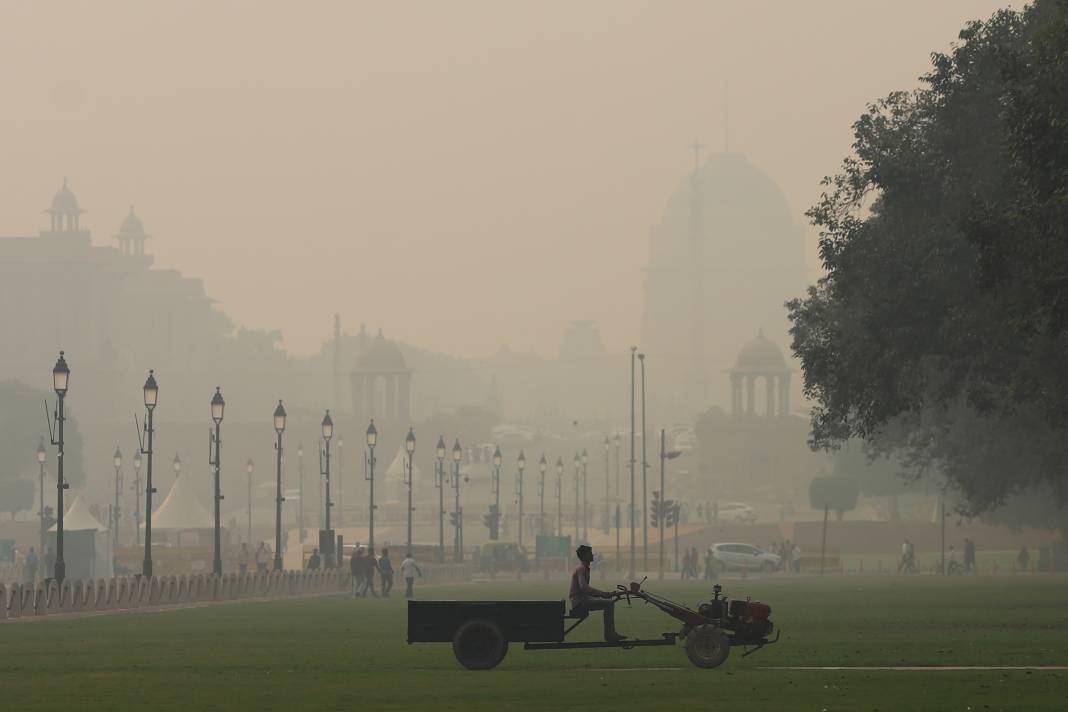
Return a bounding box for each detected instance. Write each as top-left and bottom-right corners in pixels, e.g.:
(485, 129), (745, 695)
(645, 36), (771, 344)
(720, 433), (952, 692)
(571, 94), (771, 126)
(47, 494), (112, 579)
(150, 474), (214, 530)
(383, 446), (422, 502)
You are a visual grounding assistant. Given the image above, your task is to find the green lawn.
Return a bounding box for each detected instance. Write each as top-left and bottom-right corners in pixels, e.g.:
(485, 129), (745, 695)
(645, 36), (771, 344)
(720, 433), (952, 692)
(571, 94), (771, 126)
(3, 575), (1067, 711)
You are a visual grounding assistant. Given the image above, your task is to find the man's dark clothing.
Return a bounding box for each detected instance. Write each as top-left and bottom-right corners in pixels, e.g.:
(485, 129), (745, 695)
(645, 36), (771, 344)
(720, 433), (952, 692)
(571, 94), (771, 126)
(307, 553), (321, 570)
(569, 561), (620, 641)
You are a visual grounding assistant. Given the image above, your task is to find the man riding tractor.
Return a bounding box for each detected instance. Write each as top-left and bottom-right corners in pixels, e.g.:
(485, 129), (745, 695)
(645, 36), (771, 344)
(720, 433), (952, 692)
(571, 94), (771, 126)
(569, 544), (626, 642)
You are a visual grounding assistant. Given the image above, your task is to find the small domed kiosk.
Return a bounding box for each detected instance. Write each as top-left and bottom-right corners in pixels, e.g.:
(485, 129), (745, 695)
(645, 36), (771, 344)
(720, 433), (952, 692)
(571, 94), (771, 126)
(728, 330), (791, 417)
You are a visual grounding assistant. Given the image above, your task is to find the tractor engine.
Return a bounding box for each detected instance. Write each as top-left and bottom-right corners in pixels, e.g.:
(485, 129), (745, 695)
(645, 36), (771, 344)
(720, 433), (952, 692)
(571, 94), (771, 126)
(726, 599), (774, 644)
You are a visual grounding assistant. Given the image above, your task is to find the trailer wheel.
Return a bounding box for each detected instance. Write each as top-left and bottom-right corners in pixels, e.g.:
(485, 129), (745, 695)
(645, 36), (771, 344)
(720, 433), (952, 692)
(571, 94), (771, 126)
(452, 618), (508, 670)
(685, 625), (730, 669)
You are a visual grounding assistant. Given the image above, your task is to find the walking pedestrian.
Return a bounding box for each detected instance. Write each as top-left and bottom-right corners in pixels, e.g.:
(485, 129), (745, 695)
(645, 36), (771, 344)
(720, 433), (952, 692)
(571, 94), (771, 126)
(255, 542), (269, 574)
(307, 548), (321, 570)
(237, 543), (251, 575)
(24, 546), (39, 584)
(964, 538), (976, 574)
(401, 551), (422, 599)
(378, 548), (394, 597)
(680, 548), (690, 580)
(360, 547), (378, 597)
(792, 543), (802, 573)
(354, 546), (367, 597)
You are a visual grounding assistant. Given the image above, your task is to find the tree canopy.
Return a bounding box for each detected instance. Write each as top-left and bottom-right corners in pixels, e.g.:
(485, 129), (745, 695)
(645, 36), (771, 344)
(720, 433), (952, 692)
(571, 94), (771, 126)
(0, 380), (85, 491)
(808, 476), (859, 521)
(788, 0), (1068, 536)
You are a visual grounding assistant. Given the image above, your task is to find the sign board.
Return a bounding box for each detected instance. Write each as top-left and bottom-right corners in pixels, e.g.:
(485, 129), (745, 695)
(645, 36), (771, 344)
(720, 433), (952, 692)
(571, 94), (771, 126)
(0, 539), (14, 563)
(535, 534), (571, 559)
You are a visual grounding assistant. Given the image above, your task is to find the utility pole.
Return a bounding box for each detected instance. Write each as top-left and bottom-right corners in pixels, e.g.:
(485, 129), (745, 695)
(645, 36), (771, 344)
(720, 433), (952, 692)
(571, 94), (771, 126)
(297, 443), (305, 543)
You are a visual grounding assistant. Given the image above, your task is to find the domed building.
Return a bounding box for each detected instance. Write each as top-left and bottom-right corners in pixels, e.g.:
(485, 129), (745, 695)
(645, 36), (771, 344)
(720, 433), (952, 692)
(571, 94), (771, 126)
(728, 329), (791, 417)
(46, 177), (84, 232)
(350, 329), (412, 427)
(640, 151), (805, 417)
(115, 206), (150, 256)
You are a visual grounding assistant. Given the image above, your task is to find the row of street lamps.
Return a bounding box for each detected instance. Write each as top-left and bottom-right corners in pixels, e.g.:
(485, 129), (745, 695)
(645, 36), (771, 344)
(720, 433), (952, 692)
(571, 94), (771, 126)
(41, 349), (661, 583)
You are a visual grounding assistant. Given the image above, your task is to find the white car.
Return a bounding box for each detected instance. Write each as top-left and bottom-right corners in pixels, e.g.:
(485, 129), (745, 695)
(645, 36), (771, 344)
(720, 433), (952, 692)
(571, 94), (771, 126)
(710, 542), (781, 573)
(718, 502), (757, 522)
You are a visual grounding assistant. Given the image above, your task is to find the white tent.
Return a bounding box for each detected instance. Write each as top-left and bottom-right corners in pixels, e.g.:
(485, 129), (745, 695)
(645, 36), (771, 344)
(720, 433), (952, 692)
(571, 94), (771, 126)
(151, 474), (214, 530)
(47, 494), (112, 579)
(384, 446), (422, 502)
(385, 446), (422, 481)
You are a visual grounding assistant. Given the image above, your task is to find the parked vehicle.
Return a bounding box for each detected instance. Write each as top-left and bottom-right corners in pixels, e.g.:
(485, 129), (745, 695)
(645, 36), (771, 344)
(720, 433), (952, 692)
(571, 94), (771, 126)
(718, 502), (757, 522)
(710, 543), (781, 573)
(478, 542), (529, 573)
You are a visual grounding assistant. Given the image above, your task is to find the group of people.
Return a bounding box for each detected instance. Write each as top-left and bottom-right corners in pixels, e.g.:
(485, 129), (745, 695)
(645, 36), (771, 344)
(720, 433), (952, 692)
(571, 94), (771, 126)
(679, 547), (702, 579)
(12, 545), (56, 584)
(345, 546), (423, 599)
(236, 542), (274, 574)
(771, 540), (802, 573)
(901, 538), (981, 574)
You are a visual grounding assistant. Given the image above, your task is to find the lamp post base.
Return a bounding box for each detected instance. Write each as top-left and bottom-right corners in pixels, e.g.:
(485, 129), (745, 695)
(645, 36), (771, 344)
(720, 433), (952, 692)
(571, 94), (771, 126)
(54, 561), (65, 584)
(143, 560), (153, 579)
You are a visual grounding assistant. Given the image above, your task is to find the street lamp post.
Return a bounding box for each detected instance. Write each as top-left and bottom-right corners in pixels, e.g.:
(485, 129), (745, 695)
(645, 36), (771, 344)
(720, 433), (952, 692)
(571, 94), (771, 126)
(613, 432), (621, 502)
(629, 346), (637, 578)
(581, 448), (589, 542)
(555, 457), (563, 538)
(209, 387), (225, 576)
(365, 420), (377, 554)
(603, 437), (610, 534)
(491, 446), (502, 541)
(337, 436), (344, 528)
(573, 453), (581, 543)
(246, 459), (254, 545)
(132, 451), (142, 547)
(140, 370), (159, 579)
(36, 439), (46, 560)
(320, 411), (334, 565)
(516, 451), (526, 550)
(452, 439), (463, 562)
(113, 447), (123, 554)
(537, 454), (547, 538)
(435, 436), (446, 563)
(639, 352), (649, 572)
(405, 427), (416, 551)
(273, 400), (287, 571)
(48, 352), (70, 583)
(297, 443), (305, 543)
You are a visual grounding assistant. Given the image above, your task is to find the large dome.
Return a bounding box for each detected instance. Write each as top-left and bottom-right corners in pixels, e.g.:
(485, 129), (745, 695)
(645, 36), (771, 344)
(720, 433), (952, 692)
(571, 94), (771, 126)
(640, 150), (806, 415)
(355, 332), (407, 371)
(733, 329), (787, 373)
(50, 178), (81, 214)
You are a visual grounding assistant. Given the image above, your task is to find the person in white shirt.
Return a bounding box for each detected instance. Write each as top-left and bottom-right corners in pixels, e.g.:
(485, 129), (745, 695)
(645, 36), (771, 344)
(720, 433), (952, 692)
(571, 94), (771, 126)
(400, 552), (423, 599)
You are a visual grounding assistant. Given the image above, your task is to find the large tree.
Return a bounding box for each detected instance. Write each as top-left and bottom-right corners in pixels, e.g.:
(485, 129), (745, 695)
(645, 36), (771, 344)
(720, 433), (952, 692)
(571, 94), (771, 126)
(788, 0), (1068, 538)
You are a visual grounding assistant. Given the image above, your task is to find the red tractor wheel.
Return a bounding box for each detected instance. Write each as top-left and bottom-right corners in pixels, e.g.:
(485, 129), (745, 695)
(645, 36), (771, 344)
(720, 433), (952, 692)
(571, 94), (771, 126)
(685, 625), (730, 669)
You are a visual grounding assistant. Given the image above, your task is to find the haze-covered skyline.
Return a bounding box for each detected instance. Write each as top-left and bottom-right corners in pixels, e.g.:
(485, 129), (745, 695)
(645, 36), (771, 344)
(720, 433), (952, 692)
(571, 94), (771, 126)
(0, 0), (1016, 358)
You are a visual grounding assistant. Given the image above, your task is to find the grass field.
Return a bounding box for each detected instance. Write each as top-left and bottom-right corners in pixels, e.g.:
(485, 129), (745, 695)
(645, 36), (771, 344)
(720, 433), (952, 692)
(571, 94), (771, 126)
(3, 575), (1067, 711)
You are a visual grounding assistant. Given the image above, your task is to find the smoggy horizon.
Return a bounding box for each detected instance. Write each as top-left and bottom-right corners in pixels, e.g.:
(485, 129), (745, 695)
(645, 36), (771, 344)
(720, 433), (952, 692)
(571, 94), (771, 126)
(0, 0), (1017, 359)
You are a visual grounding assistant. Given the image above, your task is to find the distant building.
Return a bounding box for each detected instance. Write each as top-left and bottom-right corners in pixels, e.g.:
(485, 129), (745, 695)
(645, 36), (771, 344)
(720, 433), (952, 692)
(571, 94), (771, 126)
(0, 180), (235, 423)
(640, 152), (806, 418)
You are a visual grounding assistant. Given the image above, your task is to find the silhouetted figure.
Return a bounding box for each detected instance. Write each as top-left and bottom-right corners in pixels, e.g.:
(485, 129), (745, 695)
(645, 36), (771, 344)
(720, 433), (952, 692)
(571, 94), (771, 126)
(255, 542), (269, 573)
(24, 547), (39, 584)
(1016, 546), (1030, 572)
(44, 545), (55, 580)
(379, 548), (394, 597)
(359, 548), (378, 597)
(237, 543), (250, 575)
(964, 538), (976, 574)
(401, 551), (422, 599)
(350, 548), (363, 598)
(307, 548), (321, 570)
(569, 544), (625, 642)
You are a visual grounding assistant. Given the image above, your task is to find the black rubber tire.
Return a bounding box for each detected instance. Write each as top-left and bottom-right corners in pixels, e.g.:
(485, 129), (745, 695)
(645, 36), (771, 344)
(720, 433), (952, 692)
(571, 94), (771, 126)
(452, 618), (508, 670)
(685, 625), (730, 669)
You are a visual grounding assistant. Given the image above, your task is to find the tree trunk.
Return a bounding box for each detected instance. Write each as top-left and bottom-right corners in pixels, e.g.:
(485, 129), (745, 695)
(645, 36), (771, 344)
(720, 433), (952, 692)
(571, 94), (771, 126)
(820, 505), (829, 576)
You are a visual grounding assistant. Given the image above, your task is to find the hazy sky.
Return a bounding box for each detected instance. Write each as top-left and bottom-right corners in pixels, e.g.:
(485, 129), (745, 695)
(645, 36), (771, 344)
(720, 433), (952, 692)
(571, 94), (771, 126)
(0, 1), (1017, 359)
